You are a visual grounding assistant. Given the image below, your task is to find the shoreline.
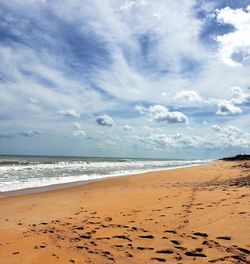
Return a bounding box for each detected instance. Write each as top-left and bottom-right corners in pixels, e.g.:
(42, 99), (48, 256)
(0, 162), (209, 198)
(1, 160), (249, 264)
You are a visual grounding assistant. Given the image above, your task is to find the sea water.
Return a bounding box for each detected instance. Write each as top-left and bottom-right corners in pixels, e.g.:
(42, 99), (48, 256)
(0, 155), (210, 192)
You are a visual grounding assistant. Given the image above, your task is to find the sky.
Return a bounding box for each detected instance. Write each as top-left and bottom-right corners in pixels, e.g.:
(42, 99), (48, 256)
(0, 0), (250, 159)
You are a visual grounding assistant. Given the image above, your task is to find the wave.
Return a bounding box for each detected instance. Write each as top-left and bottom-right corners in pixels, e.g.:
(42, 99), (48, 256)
(0, 158), (130, 166)
(0, 158), (211, 192)
(0, 159), (60, 166)
(0, 160), (36, 166)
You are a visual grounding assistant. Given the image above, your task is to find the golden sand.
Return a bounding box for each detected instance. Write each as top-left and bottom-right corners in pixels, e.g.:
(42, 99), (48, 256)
(0, 160), (249, 263)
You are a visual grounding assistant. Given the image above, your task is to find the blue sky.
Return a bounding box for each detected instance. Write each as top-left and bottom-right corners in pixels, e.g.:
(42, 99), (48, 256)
(0, 0), (250, 159)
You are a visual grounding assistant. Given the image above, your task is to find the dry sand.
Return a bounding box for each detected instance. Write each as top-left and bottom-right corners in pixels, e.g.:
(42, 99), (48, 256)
(0, 160), (250, 264)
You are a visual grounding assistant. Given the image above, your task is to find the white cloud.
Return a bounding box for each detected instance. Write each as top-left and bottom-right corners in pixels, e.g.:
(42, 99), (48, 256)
(19, 130), (42, 137)
(73, 122), (81, 129)
(212, 125), (223, 132)
(173, 87), (250, 114)
(120, 0), (136, 10)
(173, 90), (204, 105)
(210, 124), (249, 148)
(72, 130), (86, 137)
(137, 132), (205, 149)
(216, 5), (250, 66)
(216, 100), (242, 115)
(137, 105), (188, 123)
(96, 114), (114, 127)
(29, 97), (38, 104)
(212, 124), (241, 135)
(1, 1), (250, 158)
(146, 133), (175, 147)
(89, 0), (207, 103)
(229, 86), (250, 104)
(58, 109), (80, 118)
(138, 124), (250, 150)
(123, 124), (133, 131)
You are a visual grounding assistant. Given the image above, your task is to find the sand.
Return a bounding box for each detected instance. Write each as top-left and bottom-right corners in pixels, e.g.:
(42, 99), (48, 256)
(0, 160), (250, 264)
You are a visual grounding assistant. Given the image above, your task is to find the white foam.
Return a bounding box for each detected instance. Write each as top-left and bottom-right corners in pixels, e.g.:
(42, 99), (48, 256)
(0, 159), (211, 192)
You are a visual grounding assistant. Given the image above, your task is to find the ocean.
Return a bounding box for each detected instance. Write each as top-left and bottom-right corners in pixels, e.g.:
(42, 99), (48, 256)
(0, 155), (210, 192)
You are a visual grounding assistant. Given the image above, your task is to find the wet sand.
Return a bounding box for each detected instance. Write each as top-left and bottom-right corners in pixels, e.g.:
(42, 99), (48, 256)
(0, 160), (249, 263)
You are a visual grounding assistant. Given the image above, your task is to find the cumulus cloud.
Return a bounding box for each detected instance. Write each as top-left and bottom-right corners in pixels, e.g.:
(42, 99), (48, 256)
(216, 100), (242, 116)
(146, 133), (175, 147)
(229, 86), (250, 104)
(212, 124), (240, 135)
(96, 115), (114, 127)
(211, 124), (249, 148)
(215, 5), (250, 66)
(138, 124), (249, 150)
(58, 109), (80, 118)
(72, 130), (86, 137)
(138, 132), (205, 149)
(173, 90), (204, 105)
(123, 125), (133, 131)
(136, 105), (188, 124)
(171, 87), (249, 118)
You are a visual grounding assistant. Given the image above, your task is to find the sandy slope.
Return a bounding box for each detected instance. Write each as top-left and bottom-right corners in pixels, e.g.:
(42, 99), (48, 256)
(0, 160), (249, 264)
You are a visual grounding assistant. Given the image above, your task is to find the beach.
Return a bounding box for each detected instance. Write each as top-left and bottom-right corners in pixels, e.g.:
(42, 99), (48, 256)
(0, 160), (249, 263)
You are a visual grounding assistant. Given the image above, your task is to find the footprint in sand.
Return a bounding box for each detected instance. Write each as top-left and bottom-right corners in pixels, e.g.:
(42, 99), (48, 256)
(150, 257), (166, 262)
(216, 236), (231, 240)
(137, 246), (154, 250)
(79, 235), (91, 239)
(114, 244), (124, 248)
(185, 251), (207, 257)
(34, 244), (47, 249)
(139, 235), (154, 239)
(96, 237), (111, 240)
(104, 217), (112, 222)
(76, 246), (88, 250)
(192, 232), (208, 238)
(112, 235), (132, 242)
(170, 240), (181, 245)
(175, 246), (187, 250)
(125, 251), (133, 257)
(156, 249), (174, 254)
(164, 230), (177, 234)
(236, 247), (250, 254)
